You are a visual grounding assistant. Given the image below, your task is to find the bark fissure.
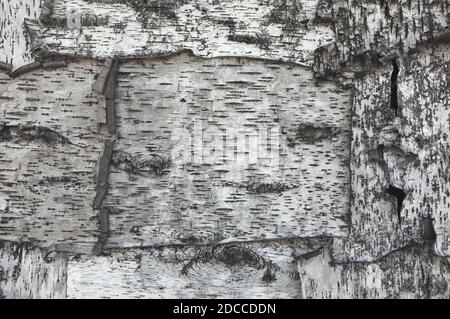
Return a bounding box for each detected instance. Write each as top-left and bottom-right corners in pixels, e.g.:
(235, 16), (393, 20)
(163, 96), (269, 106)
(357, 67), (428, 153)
(422, 215), (436, 243)
(385, 185), (405, 225)
(390, 59), (400, 116)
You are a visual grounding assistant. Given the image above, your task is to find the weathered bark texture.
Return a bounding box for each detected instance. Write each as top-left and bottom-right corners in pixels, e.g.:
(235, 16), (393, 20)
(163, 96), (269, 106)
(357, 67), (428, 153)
(0, 242), (67, 299)
(1, 0), (450, 299)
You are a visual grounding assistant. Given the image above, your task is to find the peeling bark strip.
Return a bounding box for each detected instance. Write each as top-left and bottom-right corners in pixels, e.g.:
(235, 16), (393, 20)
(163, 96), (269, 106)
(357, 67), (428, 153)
(92, 59), (113, 94)
(8, 59), (68, 78)
(105, 59), (118, 134)
(93, 140), (114, 209)
(93, 58), (118, 133)
(8, 62), (42, 78)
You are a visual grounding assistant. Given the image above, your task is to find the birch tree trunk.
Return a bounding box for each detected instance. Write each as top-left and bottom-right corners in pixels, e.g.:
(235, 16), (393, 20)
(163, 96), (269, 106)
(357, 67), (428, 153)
(0, 0), (449, 299)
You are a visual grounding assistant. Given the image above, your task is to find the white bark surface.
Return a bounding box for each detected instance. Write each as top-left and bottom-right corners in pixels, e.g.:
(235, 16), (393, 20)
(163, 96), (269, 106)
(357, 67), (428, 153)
(0, 60), (105, 249)
(25, 0), (333, 65)
(104, 53), (350, 247)
(1, 0), (450, 299)
(67, 239), (324, 298)
(0, 0), (41, 70)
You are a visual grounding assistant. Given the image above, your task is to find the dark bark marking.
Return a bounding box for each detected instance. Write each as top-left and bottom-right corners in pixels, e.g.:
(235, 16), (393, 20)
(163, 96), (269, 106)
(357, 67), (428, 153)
(227, 33), (272, 50)
(0, 125), (71, 144)
(8, 59), (68, 78)
(0, 62), (12, 72)
(422, 215), (436, 243)
(390, 59), (400, 116)
(112, 150), (172, 177)
(245, 180), (296, 194)
(295, 124), (335, 144)
(181, 245), (275, 276)
(8, 62), (43, 78)
(93, 58), (118, 134)
(92, 59), (113, 94)
(93, 139), (114, 209)
(385, 185), (405, 224)
(40, 0), (55, 24)
(92, 207), (110, 255)
(105, 59), (118, 135)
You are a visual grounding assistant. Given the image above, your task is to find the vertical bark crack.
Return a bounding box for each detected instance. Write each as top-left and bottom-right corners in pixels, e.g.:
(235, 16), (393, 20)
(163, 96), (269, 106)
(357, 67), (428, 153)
(422, 215), (437, 243)
(385, 185), (405, 225)
(390, 59), (400, 116)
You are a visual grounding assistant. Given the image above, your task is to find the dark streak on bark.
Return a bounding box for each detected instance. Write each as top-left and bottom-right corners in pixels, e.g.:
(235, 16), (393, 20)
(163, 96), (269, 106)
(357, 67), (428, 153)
(93, 139), (114, 209)
(93, 59), (113, 94)
(385, 185), (405, 225)
(244, 180), (296, 194)
(390, 59), (400, 116)
(8, 62), (43, 78)
(296, 246), (323, 261)
(424, 30), (450, 44)
(0, 62), (12, 72)
(93, 58), (118, 134)
(40, 0), (55, 24)
(295, 124), (336, 144)
(227, 33), (272, 50)
(105, 59), (118, 135)
(314, 0), (334, 24)
(8, 59), (68, 78)
(92, 207), (110, 255)
(104, 236), (330, 252)
(422, 215), (436, 243)
(41, 60), (68, 69)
